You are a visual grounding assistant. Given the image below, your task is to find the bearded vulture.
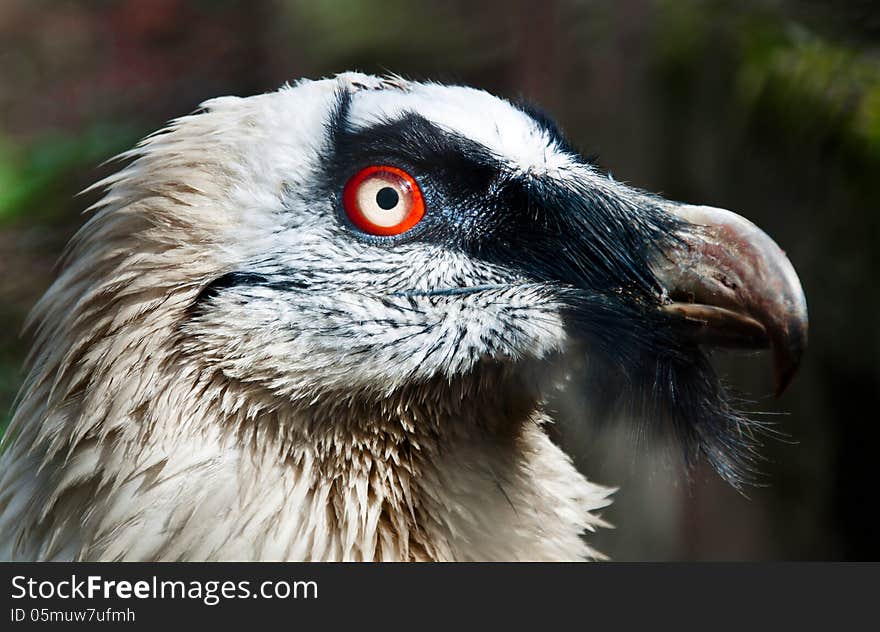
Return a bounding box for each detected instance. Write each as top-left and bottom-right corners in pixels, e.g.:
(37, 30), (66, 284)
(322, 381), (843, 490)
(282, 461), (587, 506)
(0, 73), (807, 561)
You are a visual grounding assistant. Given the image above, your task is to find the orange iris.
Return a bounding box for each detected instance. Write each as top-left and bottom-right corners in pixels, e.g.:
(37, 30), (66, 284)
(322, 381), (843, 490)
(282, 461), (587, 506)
(342, 165), (425, 236)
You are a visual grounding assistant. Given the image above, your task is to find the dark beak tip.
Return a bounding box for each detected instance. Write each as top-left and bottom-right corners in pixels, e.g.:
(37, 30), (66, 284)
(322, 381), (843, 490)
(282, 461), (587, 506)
(772, 319), (809, 397)
(774, 360), (798, 398)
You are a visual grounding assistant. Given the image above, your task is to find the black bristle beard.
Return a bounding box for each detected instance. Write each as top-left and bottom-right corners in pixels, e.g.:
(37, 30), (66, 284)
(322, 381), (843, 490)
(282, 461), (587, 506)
(561, 291), (773, 489)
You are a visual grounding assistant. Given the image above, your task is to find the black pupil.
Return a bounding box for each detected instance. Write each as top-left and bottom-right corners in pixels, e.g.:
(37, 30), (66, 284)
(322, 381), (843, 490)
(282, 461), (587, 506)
(376, 187), (399, 210)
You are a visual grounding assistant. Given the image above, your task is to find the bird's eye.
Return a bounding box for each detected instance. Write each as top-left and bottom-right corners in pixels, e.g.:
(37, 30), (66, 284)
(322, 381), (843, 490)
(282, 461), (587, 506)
(342, 165), (425, 236)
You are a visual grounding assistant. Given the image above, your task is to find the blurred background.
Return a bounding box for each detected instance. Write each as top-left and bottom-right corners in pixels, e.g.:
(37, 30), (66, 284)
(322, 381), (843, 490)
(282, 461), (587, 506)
(1, 0), (877, 560)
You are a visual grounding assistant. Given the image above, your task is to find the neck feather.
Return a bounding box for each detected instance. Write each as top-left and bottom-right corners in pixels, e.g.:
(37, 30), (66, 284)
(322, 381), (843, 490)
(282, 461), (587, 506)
(1, 357), (612, 560)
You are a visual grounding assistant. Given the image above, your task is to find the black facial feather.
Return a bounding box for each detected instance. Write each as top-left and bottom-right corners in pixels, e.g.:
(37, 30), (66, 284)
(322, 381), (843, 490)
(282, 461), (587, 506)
(191, 271), (311, 313)
(195, 272), (270, 304)
(318, 89), (770, 487)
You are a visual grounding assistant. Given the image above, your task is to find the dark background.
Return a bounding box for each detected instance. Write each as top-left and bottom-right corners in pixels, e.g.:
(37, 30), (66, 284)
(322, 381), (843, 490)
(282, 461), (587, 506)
(1, 0), (877, 560)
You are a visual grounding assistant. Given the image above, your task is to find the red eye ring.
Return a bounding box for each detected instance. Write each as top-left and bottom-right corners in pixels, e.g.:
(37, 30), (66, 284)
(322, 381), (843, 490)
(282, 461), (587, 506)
(342, 165), (425, 236)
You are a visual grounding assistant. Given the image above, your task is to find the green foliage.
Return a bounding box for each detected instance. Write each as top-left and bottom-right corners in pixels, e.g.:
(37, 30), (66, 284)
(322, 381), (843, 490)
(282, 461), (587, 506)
(0, 123), (140, 225)
(657, 0), (880, 164)
(739, 24), (880, 161)
(0, 123), (142, 437)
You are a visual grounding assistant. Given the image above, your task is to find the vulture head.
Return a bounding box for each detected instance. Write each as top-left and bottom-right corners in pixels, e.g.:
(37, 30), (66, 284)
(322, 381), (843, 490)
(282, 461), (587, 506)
(0, 73), (807, 561)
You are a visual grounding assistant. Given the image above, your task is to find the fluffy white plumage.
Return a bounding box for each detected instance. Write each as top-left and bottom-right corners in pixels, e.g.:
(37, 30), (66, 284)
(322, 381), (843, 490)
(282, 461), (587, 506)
(0, 73), (613, 561)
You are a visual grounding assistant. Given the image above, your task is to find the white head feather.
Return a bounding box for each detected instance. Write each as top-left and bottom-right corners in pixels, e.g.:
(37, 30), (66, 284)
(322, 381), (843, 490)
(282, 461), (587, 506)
(0, 73), (613, 561)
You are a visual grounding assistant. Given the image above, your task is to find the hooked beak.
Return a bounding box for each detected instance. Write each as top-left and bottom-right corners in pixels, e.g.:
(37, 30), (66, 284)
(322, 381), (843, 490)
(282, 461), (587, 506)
(653, 204), (808, 396)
